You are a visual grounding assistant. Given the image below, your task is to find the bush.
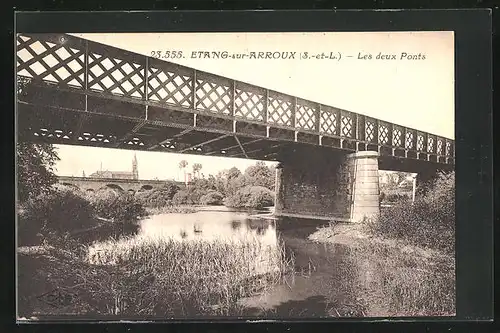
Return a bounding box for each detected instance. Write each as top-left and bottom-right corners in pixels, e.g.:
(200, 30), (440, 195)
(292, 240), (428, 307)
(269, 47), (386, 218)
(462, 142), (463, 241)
(385, 193), (410, 203)
(371, 171), (455, 254)
(137, 183), (180, 208)
(172, 190), (192, 205)
(171, 184), (214, 206)
(199, 191), (224, 205)
(88, 191), (147, 222)
(18, 187), (95, 245)
(224, 186), (274, 209)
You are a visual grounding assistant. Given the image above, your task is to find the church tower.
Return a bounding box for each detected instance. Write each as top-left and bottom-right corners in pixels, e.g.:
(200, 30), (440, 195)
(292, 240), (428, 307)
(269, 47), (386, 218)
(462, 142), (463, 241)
(132, 154), (139, 180)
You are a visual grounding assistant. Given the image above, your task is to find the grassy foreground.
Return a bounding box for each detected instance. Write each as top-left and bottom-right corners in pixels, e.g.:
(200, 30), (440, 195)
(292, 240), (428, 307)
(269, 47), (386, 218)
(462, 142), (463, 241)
(18, 234), (293, 318)
(309, 223), (455, 317)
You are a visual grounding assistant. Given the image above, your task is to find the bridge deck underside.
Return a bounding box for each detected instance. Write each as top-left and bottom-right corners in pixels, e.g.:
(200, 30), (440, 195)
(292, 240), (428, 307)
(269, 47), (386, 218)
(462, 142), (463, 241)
(17, 83), (455, 170)
(17, 87), (295, 160)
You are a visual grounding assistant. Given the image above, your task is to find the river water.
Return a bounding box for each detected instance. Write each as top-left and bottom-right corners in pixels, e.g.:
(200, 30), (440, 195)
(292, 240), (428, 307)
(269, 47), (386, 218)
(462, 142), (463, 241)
(128, 206), (369, 318)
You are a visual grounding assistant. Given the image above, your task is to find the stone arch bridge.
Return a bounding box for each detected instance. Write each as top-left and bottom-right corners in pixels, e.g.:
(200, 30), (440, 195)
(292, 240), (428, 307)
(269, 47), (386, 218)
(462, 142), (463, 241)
(57, 176), (185, 193)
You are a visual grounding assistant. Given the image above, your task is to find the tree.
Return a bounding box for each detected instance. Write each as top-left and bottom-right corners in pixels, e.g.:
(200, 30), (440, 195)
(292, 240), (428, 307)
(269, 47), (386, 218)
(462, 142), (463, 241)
(244, 161), (275, 190)
(226, 167), (242, 180)
(179, 160), (188, 182)
(17, 143), (60, 203)
(395, 171), (409, 185)
(207, 174), (226, 196)
(192, 163), (202, 179)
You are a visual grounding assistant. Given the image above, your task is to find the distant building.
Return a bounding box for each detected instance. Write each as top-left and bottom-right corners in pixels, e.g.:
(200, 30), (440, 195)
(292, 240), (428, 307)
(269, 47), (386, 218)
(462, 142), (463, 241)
(89, 154), (139, 180)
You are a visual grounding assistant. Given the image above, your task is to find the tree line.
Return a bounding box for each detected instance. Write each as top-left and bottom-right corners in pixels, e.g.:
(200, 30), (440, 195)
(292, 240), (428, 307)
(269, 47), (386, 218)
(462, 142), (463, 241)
(139, 162), (276, 209)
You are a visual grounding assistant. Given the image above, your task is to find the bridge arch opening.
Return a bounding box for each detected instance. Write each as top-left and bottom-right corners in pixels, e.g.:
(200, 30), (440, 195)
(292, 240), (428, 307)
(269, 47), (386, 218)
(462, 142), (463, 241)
(86, 188), (95, 192)
(99, 184), (125, 193)
(140, 185), (153, 191)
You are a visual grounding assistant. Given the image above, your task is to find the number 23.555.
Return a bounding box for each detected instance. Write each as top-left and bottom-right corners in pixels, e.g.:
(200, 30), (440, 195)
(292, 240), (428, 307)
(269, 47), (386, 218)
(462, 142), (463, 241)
(150, 51), (184, 59)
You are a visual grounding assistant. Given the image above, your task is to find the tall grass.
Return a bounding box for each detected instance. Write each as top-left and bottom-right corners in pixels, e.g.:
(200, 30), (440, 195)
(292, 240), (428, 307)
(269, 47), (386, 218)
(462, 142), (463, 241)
(349, 171), (456, 315)
(346, 239), (455, 316)
(37, 235), (293, 317)
(368, 171), (455, 254)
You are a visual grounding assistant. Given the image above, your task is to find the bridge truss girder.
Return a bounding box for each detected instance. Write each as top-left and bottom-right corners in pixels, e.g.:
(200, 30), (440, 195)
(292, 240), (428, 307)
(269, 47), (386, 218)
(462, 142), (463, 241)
(16, 33), (455, 166)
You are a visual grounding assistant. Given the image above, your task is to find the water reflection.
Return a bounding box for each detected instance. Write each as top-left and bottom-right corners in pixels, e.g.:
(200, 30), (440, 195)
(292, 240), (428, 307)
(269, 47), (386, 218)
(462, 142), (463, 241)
(231, 220), (241, 230)
(87, 209), (372, 317)
(138, 210), (277, 247)
(74, 221), (140, 244)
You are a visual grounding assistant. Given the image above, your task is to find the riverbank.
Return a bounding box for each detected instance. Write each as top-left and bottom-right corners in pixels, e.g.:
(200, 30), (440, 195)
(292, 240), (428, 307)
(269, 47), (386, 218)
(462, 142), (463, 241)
(17, 207), (293, 319)
(18, 236), (292, 319)
(308, 223), (455, 317)
(145, 205), (198, 215)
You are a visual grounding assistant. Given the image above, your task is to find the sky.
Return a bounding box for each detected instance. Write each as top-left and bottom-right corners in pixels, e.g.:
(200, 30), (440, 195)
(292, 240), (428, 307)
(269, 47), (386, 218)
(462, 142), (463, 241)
(50, 31), (454, 179)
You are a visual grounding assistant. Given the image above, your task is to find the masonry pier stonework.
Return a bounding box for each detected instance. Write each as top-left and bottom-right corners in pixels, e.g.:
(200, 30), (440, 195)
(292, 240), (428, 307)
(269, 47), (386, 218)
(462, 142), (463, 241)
(274, 147), (380, 223)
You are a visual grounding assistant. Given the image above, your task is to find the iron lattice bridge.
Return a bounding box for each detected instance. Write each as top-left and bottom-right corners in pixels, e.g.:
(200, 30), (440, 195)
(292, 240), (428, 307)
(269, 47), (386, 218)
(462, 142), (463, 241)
(16, 33), (455, 165)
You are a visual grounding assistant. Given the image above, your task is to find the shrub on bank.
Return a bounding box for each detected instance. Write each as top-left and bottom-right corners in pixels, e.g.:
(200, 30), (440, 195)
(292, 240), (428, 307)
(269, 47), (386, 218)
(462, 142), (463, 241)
(224, 186), (274, 209)
(137, 182), (180, 208)
(88, 191), (147, 222)
(171, 186), (211, 205)
(385, 193), (410, 203)
(346, 239), (455, 316)
(18, 187), (95, 245)
(172, 190), (192, 205)
(199, 191), (224, 205)
(369, 171), (455, 254)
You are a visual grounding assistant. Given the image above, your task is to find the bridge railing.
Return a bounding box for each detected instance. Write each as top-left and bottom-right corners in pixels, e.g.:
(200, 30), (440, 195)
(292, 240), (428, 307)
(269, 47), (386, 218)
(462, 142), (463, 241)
(16, 33), (455, 164)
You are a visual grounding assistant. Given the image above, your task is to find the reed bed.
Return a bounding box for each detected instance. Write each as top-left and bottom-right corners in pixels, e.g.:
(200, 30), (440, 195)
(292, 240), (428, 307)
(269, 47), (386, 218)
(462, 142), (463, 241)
(63, 234), (294, 317)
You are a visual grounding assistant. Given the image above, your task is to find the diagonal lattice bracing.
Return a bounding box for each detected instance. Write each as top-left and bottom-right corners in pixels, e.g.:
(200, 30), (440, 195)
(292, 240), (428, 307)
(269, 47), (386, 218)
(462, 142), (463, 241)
(159, 141), (176, 150)
(195, 79), (232, 115)
(33, 128), (72, 140)
(427, 136), (435, 153)
(78, 132), (117, 144)
(405, 131), (414, 149)
(88, 51), (145, 99)
(268, 94), (293, 126)
(392, 126), (403, 147)
(445, 141), (451, 156)
(365, 119), (375, 142)
(148, 67), (193, 107)
(17, 35), (85, 88)
(124, 137), (145, 147)
(341, 113), (353, 138)
(320, 108), (338, 135)
(16, 33), (455, 165)
(378, 122), (389, 145)
(416, 133), (425, 151)
(234, 87), (265, 121)
(437, 139), (444, 155)
(295, 101), (317, 131)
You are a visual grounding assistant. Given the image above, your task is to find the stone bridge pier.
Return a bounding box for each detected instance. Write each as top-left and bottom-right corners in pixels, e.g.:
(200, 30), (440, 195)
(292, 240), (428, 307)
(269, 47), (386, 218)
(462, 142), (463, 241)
(274, 147), (380, 223)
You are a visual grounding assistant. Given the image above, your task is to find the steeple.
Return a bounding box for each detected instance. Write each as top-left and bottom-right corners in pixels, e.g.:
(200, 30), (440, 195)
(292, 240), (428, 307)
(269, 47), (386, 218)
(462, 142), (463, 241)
(132, 153), (139, 180)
